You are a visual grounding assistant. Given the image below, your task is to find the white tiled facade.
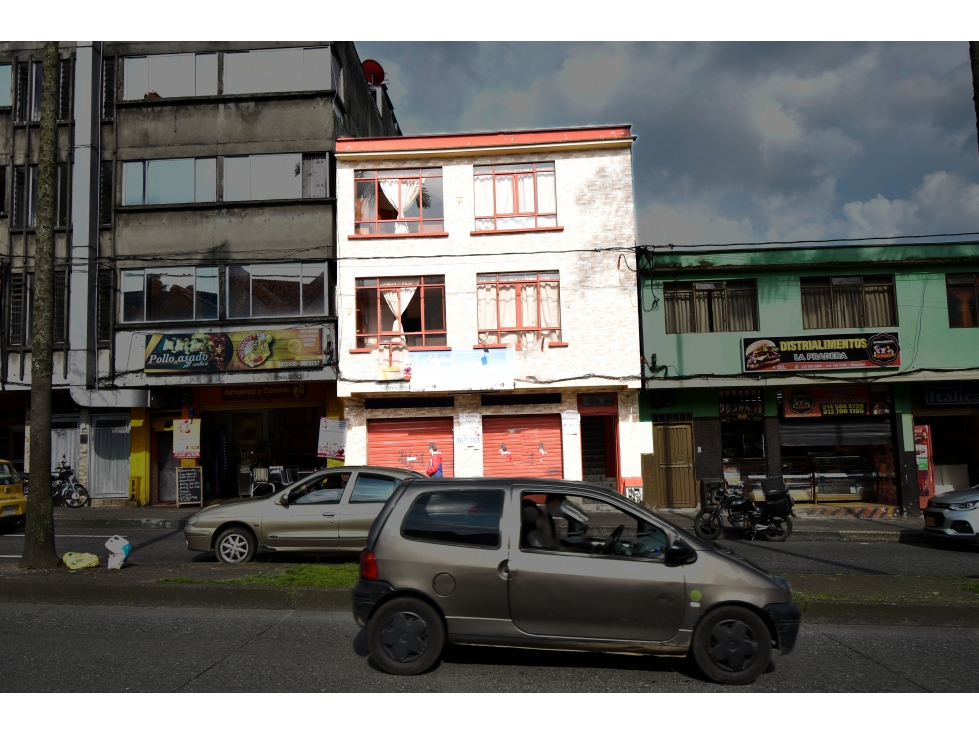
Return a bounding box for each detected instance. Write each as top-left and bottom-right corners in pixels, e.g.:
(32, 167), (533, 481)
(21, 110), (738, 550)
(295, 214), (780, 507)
(335, 129), (643, 488)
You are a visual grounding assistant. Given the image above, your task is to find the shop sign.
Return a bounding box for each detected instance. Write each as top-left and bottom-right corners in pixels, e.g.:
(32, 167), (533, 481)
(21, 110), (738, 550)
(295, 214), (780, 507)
(408, 349), (514, 392)
(783, 386), (892, 418)
(562, 410), (581, 435)
(220, 384), (307, 401)
(925, 382), (979, 406)
(454, 426), (482, 449)
(144, 328), (324, 373)
(742, 333), (900, 373)
(172, 418), (201, 458)
(317, 418), (348, 460)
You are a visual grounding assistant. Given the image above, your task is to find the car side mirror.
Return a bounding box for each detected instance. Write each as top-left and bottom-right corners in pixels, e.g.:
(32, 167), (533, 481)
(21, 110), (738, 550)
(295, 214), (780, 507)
(665, 538), (697, 567)
(276, 493), (290, 506)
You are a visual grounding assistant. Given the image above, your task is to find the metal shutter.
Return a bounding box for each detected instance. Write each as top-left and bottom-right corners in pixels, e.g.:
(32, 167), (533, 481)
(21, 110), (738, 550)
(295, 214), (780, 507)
(91, 416), (131, 497)
(482, 414), (563, 479)
(779, 418), (893, 446)
(367, 418), (454, 477)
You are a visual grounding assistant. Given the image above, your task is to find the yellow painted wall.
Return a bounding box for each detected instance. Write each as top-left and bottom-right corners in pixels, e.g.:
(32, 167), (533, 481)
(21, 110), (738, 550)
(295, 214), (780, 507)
(129, 407), (151, 506)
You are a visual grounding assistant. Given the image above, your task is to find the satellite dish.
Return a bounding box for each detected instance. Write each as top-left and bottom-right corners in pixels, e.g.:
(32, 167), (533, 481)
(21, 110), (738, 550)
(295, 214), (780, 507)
(362, 59), (385, 85)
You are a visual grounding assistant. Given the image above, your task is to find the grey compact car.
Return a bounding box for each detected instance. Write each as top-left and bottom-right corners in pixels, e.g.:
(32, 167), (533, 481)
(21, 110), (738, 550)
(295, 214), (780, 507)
(184, 466), (422, 563)
(353, 478), (800, 685)
(923, 486), (979, 543)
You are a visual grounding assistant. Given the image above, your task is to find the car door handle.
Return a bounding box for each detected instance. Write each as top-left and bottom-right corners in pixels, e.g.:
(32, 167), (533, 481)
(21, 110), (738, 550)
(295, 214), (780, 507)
(497, 560), (511, 580)
(322, 512), (335, 517)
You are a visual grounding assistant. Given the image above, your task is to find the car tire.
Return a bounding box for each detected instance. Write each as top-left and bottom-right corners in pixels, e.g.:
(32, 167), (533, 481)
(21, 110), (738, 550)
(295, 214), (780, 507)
(214, 526), (257, 564)
(691, 605), (772, 685)
(368, 597), (445, 676)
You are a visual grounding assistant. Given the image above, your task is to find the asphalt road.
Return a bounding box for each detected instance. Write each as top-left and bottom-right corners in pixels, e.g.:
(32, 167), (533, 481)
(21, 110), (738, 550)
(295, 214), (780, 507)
(1, 602), (975, 692)
(2, 521), (977, 576)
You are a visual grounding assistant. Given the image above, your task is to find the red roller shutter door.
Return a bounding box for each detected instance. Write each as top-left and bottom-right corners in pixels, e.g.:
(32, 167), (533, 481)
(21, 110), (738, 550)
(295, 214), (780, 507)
(483, 414), (563, 479)
(367, 418), (455, 477)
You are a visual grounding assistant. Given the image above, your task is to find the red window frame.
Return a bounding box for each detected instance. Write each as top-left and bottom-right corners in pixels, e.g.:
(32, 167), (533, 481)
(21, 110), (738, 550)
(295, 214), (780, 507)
(355, 275), (447, 349)
(476, 271), (561, 350)
(473, 161), (557, 232)
(354, 168), (444, 235)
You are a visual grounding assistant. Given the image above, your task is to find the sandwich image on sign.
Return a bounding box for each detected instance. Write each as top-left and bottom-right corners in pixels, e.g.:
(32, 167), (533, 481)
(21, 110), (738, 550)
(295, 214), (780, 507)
(745, 339), (781, 370)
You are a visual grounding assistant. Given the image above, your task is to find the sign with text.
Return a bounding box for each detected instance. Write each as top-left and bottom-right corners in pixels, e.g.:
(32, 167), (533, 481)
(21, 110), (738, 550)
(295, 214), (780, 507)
(176, 467), (203, 507)
(221, 384), (308, 401)
(172, 419), (201, 458)
(562, 410), (581, 435)
(454, 426), (483, 449)
(742, 333), (900, 373)
(925, 382), (979, 406)
(145, 328), (323, 373)
(317, 418), (348, 460)
(783, 386), (893, 418)
(409, 349), (514, 392)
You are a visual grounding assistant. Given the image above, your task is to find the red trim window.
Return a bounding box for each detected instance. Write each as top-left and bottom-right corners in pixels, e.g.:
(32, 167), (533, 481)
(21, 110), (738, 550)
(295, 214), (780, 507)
(473, 162), (557, 231)
(354, 168), (444, 235)
(356, 276), (446, 348)
(476, 271), (561, 350)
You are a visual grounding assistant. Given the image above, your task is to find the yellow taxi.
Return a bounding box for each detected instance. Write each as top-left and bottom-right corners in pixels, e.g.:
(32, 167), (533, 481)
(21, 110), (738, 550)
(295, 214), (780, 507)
(0, 460), (26, 527)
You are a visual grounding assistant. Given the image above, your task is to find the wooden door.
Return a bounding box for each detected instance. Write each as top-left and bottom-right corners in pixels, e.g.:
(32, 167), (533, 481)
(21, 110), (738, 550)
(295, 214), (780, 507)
(652, 423), (696, 507)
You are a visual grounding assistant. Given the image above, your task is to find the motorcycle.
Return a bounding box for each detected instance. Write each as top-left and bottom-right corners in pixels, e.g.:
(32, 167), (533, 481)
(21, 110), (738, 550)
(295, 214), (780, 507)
(23, 457), (90, 508)
(694, 476), (794, 542)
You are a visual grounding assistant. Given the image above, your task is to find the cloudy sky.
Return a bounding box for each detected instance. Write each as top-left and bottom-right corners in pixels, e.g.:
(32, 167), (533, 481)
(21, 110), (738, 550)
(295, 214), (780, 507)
(356, 42), (979, 247)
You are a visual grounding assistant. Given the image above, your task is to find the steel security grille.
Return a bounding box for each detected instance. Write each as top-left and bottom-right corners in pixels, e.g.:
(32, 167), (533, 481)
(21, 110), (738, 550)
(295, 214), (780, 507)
(99, 161), (113, 225)
(12, 167), (26, 228)
(779, 419), (893, 446)
(97, 270), (113, 342)
(13, 62), (28, 122)
(101, 57), (115, 120)
(57, 58), (72, 120)
(53, 271), (67, 344)
(8, 273), (24, 346)
(367, 418), (454, 477)
(482, 414), (563, 479)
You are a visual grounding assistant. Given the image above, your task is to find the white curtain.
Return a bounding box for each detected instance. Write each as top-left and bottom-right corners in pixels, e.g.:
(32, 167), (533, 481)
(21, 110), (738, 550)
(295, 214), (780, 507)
(477, 284), (498, 330)
(517, 173), (535, 212)
(378, 179), (420, 234)
(540, 281), (561, 343)
(495, 175), (514, 214)
(536, 171), (556, 213)
(381, 287), (417, 334)
(474, 176), (495, 217)
(499, 285), (517, 328)
(520, 284), (538, 326)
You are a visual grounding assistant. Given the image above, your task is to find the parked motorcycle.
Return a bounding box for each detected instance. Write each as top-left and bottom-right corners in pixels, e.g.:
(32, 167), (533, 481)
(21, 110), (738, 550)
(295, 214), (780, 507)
(27, 458), (90, 508)
(694, 476), (794, 542)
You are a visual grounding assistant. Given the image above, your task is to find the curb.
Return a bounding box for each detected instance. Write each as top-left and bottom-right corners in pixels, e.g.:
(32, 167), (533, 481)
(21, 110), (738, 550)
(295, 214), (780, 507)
(800, 600), (979, 627)
(0, 581), (349, 611)
(709, 528), (938, 543)
(54, 518), (188, 530)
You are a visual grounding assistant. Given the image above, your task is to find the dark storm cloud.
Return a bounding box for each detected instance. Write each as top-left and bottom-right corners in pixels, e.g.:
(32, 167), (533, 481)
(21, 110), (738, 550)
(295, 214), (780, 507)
(356, 41), (979, 245)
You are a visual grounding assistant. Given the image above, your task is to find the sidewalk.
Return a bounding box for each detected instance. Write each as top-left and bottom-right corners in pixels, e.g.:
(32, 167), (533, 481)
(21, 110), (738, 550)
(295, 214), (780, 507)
(53, 505), (200, 529)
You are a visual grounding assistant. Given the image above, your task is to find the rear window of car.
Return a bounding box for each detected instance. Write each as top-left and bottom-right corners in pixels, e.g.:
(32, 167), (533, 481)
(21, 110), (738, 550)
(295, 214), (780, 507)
(0, 464), (20, 486)
(401, 490), (504, 548)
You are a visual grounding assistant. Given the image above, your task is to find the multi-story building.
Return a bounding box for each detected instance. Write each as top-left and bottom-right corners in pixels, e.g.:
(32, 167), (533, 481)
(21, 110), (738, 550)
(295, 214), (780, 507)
(0, 42), (399, 504)
(637, 241), (979, 517)
(334, 126), (645, 494)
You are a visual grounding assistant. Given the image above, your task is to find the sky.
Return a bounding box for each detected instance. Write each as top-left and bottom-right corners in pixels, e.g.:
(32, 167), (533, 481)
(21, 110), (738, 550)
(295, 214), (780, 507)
(356, 42), (979, 248)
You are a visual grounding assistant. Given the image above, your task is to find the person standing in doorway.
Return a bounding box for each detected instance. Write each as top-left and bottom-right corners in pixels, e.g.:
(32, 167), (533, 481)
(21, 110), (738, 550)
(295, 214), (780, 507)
(426, 443), (443, 477)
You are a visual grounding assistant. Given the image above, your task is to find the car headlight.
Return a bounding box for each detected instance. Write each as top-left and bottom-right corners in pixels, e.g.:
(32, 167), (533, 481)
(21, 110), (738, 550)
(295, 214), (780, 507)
(949, 500), (979, 511)
(186, 514), (200, 526)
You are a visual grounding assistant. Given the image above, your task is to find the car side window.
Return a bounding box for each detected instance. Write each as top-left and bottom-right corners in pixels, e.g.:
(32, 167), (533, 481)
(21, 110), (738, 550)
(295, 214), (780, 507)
(292, 473), (350, 505)
(348, 474), (398, 504)
(401, 490), (504, 548)
(520, 492), (669, 560)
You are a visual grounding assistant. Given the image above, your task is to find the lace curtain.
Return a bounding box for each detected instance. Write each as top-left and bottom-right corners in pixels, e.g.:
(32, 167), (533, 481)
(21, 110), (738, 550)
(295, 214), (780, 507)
(378, 179), (420, 234)
(476, 282), (561, 348)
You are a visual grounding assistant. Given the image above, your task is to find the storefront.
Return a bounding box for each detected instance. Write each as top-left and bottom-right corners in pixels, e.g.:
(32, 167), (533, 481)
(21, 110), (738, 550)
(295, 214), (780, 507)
(366, 417), (455, 476)
(911, 382), (979, 500)
(482, 414), (563, 479)
(148, 382), (339, 504)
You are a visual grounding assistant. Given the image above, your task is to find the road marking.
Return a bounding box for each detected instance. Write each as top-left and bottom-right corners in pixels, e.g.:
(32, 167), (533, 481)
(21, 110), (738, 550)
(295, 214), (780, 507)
(0, 554), (21, 558)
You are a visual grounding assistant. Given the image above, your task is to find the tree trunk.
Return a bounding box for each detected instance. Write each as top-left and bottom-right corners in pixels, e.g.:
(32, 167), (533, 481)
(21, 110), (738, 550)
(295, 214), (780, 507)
(20, 42), (60, 569)
(971, 42), (979, 166)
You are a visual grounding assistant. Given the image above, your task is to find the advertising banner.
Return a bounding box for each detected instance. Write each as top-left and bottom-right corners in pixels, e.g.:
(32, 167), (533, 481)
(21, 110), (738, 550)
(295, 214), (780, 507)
(742, 333), (900, 373)
(317, 418), (348, 460)
(782, 386), (893, 418)
(172, 418), (201, 458)
(409, 349), (514, 392)
(145, 328), (323, 373)
(925, 382), (979, 406)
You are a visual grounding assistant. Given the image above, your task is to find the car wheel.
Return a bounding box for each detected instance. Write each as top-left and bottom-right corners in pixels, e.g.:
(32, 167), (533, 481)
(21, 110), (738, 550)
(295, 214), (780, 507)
(214, 526), (256, 564)
(692, 605), (772, 685)
(368, 597), (445, 676)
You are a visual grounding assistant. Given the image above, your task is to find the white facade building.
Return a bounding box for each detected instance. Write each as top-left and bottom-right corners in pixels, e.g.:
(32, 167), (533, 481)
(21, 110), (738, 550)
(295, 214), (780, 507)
(335, 126), (644, 495)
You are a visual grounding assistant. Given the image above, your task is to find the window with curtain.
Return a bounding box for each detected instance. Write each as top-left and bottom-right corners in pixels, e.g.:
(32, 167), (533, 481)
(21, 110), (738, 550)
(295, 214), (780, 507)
(473, 161), (557, 231)
(946, 273), (979, 328)
(355, 276), (445, 348)
(122, 267), (219, 323)
(476, 271), (561, 350)
(354, 169), (444, 235)
(226, 263), (327, 319)
(664, 280), (758, 334)
(800, 276), (896, 330)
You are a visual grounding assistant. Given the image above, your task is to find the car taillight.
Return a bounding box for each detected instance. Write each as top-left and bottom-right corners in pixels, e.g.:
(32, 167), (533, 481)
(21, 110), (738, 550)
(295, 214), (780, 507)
(359, 550), (378, 581)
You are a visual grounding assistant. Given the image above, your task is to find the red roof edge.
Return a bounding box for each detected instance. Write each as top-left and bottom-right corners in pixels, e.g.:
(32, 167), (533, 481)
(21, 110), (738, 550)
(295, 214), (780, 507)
(335, 124), (634, 154)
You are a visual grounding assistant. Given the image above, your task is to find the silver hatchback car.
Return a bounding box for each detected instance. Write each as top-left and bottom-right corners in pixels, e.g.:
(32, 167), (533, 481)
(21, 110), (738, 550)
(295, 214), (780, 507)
(923, 486), (979, 543)
(353, 478), (800, 685)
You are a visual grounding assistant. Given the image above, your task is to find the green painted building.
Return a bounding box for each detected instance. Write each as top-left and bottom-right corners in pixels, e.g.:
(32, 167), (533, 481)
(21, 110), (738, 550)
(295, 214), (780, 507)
(636, 241), (979, 517)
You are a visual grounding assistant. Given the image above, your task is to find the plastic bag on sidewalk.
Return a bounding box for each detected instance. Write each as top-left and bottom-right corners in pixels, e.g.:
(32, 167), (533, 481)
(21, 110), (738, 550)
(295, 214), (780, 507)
(105, 535), (131, 570)
(63, 552), (99, 570)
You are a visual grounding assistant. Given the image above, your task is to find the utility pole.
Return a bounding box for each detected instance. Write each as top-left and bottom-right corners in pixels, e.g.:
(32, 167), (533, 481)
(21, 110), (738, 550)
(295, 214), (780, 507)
(20, 42), (60, 569)
(971, 42), (979, 166)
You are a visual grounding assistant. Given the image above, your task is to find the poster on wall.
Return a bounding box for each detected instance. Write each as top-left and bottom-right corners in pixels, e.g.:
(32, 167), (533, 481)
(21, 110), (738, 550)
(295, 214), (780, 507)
(409, 349), (514, 392)
(742, 333), (900, 373)
(782, 386), (893, 418)
(233, 414), (262, 447)
(144, 328), (324, 373)
(317, 418), (348, 460)
(172, 418), (202, 458)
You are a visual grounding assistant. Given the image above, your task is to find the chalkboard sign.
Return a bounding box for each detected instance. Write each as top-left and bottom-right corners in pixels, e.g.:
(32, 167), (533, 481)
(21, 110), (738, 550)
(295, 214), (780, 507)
(176, 467), (203, 507)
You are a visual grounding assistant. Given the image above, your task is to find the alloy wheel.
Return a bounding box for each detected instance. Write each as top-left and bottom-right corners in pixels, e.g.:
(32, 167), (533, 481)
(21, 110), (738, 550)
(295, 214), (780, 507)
(218, 533), (251, 563)
(379, 612), (429, 663)
(707, 619), (759, 672)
